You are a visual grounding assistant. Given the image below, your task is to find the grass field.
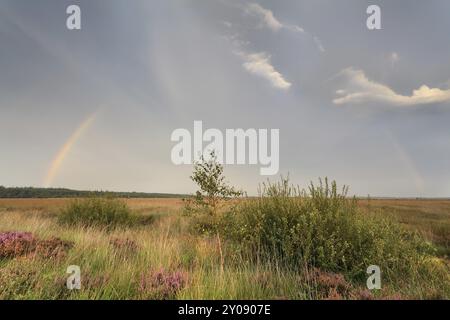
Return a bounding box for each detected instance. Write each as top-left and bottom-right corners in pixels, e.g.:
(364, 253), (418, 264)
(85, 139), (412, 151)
(0, 197), (448, 300)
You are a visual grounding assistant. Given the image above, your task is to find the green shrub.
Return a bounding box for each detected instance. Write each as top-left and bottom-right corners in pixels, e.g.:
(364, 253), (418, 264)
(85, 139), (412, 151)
(188, 213), (221, 236)
(59, 198), (135, 228)
(220, 178), (434, 281)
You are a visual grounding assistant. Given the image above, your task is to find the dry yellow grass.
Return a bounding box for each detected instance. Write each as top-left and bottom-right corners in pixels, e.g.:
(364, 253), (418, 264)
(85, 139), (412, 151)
(358, 199), (450, 255)
(0, 198), (183, 210)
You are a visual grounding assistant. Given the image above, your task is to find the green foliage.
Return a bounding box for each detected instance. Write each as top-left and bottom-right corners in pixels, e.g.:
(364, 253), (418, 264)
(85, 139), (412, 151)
(184, 151), (242, 216)
(188, 212), (222, 236)
(220, 178), (435, 281)
(58, 198), (135, 228)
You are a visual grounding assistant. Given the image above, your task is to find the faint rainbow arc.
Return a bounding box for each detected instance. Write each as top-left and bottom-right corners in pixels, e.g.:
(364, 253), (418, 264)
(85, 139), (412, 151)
(43, 113), (97, 188)
(384, 130), (425, 194)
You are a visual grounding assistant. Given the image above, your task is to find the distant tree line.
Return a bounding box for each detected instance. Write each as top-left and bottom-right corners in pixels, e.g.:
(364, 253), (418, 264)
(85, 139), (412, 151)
(0, 186), (186, 199)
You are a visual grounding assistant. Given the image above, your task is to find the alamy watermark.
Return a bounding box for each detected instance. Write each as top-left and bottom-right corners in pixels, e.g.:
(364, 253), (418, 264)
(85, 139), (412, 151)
(66, 265), (81, 290)
(65, 5), (381, 32)
(171, 121), (279, 175)
(366, 5), (381, 30)
(366, 265), (382, 290)
(66, 5), (81, 30)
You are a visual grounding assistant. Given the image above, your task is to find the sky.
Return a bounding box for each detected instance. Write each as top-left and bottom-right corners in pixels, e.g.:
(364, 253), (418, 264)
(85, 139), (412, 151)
(1, 0), (450, 197)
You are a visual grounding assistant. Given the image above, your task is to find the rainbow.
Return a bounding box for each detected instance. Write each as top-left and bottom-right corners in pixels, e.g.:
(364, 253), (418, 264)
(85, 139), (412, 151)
(43, 112), (97, 188)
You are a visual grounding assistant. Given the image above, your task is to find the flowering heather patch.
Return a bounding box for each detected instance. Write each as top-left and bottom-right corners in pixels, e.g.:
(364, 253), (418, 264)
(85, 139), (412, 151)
(33, 237), (73, 259)
(52, 272), (110, 293)
(308, 268), (352, 300)
(0, 232), (73, 260)
(349, 289), (407, 300)
(139, 268), (187, 300)
(351, 289), (374, 300)
(0, 232), (35, 258)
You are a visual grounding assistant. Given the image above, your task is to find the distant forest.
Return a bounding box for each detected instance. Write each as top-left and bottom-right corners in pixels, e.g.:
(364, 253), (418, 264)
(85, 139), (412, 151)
(0, 186), (186, 199)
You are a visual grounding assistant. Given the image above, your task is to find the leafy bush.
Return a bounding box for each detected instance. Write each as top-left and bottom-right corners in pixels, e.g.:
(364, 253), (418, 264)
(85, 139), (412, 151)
(220, 178), (434, 281)
(58, 198), (135, 228)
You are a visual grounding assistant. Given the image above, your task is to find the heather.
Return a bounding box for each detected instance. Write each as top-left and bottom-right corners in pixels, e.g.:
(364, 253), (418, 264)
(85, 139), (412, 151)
(139, 268), (187, 299)
(0, 231), (72, 260)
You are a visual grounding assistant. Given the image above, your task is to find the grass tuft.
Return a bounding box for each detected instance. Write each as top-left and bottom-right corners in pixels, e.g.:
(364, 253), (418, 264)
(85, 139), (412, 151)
(58, 198), (136, 228)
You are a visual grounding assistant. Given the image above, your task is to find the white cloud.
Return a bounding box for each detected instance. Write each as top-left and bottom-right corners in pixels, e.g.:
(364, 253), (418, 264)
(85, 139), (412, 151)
(239, 52), (291, 90)
(333, 68), (450, 106)
(244, 3), (324, 52)
(245, 3), (283, 32)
